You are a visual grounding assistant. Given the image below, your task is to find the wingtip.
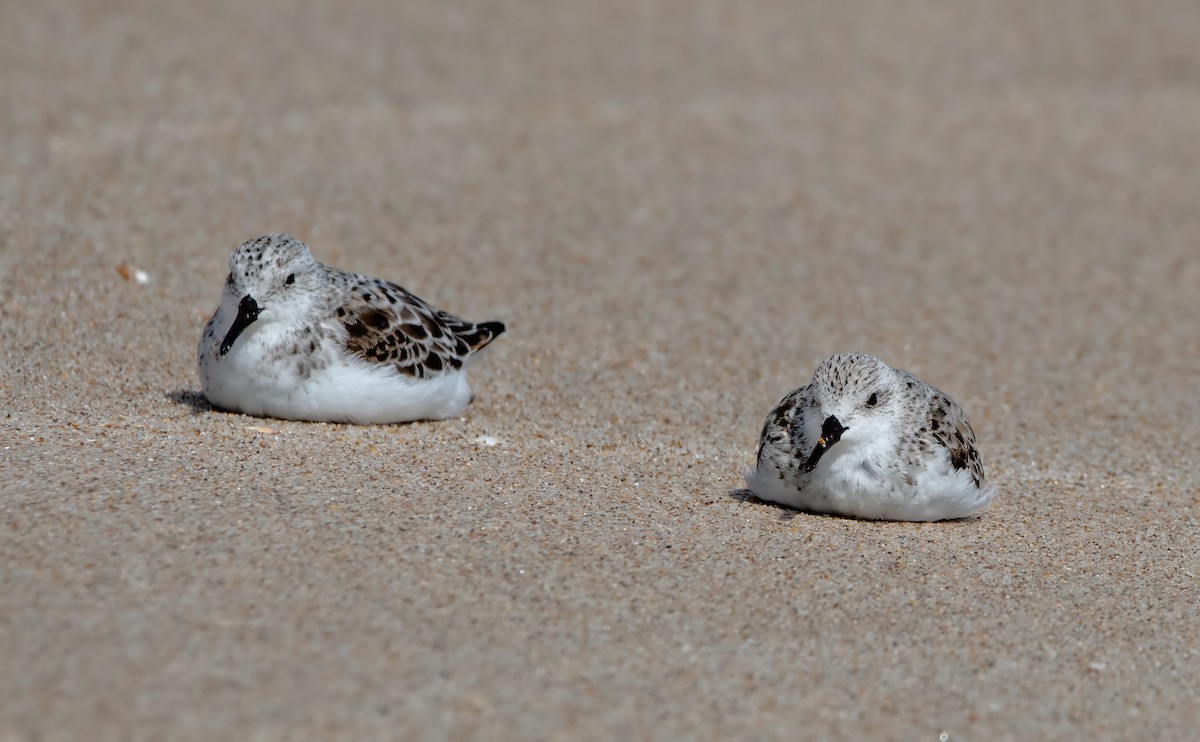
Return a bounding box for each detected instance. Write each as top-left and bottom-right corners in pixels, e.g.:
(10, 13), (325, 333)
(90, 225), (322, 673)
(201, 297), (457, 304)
(463, 320), (506, 352)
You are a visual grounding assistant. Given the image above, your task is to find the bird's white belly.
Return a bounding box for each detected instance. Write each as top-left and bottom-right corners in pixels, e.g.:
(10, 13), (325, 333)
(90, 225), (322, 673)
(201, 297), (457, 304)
(746, 441), (994, 522)
(200, 334), (472, 423)
(815, 449), (992, 521)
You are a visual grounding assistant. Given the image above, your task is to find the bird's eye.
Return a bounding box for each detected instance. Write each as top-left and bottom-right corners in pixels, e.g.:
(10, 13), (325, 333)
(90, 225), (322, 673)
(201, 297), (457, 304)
(866, 392), (879, 407)
(285, 273), (295, 285)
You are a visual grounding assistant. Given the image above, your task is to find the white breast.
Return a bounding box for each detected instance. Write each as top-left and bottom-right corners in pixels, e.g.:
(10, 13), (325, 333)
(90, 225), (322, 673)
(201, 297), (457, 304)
(199, 318), (474, 423)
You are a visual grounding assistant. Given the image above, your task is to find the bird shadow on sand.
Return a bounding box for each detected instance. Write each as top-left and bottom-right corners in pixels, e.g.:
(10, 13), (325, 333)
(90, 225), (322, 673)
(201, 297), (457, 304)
(166, 389), (213, 414)
(727, 487), (985, 525)
(728, 488), (801, 522)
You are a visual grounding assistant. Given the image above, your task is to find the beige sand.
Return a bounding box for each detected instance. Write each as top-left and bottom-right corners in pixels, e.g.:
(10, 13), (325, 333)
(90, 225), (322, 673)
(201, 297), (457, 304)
(2, 1), (1198, 738)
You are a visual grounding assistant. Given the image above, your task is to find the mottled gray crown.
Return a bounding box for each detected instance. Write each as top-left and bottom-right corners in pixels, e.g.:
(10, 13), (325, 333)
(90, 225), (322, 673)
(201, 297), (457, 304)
(227, 234), (318, 289)
(811, 352), (893, 400)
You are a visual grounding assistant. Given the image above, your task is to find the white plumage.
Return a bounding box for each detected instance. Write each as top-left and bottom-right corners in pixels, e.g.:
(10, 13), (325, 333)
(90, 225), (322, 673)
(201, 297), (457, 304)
(746, 353), (995, 521)
(198, 234), (504, 423)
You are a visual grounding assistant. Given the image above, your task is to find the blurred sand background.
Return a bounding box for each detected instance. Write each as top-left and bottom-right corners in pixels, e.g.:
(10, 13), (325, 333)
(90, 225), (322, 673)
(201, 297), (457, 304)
(2, 0), (1198, 738)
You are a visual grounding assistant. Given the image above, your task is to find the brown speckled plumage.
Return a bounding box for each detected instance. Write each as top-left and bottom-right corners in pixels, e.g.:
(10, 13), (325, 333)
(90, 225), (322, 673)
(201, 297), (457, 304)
(198, 234), (506, 423)
(333, 271), (504, 379)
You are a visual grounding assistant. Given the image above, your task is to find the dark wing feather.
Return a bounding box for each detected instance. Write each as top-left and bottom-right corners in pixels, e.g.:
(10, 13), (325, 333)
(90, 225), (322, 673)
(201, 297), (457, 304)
(923, 392), (986, 487)
(337, 278), (504, 379)
(757, 386), (811, 476)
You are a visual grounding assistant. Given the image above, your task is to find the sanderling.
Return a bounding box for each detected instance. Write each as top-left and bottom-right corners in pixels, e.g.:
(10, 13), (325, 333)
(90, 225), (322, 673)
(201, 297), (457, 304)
(198, 234), (505, 423)
(745, 352), (995, 521)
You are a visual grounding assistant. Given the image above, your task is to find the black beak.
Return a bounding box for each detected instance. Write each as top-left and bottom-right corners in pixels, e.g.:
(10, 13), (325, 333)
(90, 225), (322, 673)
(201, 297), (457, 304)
(219, 295), (260, 356)
(802, 415), (849, 472)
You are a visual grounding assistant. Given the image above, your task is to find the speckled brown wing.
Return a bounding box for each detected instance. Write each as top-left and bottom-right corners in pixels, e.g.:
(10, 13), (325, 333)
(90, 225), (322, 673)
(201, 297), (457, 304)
(923, 391), (986, 488)
(334, 278), (504, 379)
(756, 385), (812, 472)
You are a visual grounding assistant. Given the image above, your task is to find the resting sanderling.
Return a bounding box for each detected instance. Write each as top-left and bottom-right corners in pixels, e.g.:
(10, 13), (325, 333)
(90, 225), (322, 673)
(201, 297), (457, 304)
(745, 352), (995, 521)
(198, 234), (505, 423)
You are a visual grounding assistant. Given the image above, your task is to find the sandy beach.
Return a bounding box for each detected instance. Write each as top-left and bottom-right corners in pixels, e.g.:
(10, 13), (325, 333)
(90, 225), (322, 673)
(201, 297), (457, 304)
(2, 1), (1198, 738)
